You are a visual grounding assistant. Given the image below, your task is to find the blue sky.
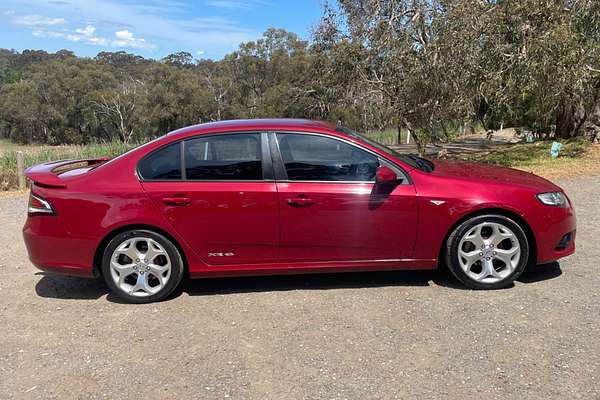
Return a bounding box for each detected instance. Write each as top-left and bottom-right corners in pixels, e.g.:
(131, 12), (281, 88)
(0, 0), (324, 59)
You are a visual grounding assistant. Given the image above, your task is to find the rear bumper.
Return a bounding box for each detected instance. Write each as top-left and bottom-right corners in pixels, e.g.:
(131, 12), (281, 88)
(23, 216), (97, 278)
(534, 206), (576, 264)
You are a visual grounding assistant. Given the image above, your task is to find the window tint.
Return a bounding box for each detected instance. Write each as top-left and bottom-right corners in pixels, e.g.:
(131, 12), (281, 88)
(277, 133), (379, 181)
(184, 133), (262, 180)
(138, 142), (181, 180)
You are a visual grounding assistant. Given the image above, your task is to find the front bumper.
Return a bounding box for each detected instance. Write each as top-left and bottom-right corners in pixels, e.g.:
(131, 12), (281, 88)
(533, 205), (576, 264)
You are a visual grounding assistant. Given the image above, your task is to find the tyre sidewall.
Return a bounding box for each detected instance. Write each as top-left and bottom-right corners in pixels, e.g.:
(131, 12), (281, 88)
(446, 215), (529, 289)
(101, 229), (184, 303)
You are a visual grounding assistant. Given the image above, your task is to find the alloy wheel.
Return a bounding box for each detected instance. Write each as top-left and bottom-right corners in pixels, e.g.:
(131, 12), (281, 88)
(457, 222), (521, 284)
(109, 237), (172, 297)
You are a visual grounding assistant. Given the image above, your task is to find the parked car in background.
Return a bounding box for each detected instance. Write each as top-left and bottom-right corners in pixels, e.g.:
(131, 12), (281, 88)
(23, 119), (576, 303)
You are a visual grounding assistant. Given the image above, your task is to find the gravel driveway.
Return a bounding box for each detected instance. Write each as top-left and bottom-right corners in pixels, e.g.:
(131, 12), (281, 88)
(1, 175), (599, 400)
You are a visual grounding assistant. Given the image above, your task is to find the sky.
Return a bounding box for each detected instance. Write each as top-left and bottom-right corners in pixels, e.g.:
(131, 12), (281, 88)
(0, 0), (324, 59)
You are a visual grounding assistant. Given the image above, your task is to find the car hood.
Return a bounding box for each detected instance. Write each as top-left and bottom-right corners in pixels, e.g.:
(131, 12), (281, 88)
(429, 159), (561, 192)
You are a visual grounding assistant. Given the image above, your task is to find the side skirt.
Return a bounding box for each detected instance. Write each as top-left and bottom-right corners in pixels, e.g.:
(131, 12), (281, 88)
(188, 258), (437, 278)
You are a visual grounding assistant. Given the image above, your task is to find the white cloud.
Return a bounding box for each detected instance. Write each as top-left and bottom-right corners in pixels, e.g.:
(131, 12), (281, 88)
(14, 14), (66, 26)
(196, 50), (205, 55)
(31, 24), (109, 46)
(32, 29), (63, 38)
(76, 25), (96, 36)
(66, 25), (109, 45)
(3, 0), (263, 57)
(111, 30), (156, 50)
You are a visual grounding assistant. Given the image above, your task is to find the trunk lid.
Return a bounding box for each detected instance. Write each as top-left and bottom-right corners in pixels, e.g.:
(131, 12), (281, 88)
(24, 158), (110, 188)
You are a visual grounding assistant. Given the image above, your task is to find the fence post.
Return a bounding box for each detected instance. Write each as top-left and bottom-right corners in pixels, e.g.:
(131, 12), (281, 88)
(16, 151), (26, 190)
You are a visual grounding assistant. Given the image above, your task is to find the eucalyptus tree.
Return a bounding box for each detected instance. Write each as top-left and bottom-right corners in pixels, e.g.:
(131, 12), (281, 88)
(318, 0), (476, 152)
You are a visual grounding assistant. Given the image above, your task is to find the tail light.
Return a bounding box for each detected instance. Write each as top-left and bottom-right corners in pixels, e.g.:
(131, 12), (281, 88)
(28, 192), (55, 216)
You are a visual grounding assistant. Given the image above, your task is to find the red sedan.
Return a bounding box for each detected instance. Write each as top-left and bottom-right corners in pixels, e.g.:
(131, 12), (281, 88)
(23, 119), (576, 303)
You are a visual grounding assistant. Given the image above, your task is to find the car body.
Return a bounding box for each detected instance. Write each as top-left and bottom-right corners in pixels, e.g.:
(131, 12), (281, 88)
(23, 119), (576, 302)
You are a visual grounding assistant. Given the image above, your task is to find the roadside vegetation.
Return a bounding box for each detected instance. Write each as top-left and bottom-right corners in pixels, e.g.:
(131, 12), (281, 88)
(1, 0), (600, 189)
(2, 135), (598, 191)
(1, 1), (599, 150)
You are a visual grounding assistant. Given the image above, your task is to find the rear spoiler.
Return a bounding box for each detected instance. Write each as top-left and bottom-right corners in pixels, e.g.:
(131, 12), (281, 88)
(24, 158), (110, 188)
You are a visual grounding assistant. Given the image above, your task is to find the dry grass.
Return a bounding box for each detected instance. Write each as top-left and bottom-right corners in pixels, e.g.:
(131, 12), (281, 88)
(455, 139), (600, 181)
(0, 140), (134, 190)
(514, 143), (600, 181)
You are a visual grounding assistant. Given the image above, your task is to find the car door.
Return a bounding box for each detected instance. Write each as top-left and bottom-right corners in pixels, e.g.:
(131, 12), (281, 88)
(139, 132), (279, 265)
(272, 132), (418, 263)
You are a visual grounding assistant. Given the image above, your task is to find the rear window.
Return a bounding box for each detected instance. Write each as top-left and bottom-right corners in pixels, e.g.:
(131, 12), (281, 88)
(184, 134), (262, 180)
(138, 142), (182, 180)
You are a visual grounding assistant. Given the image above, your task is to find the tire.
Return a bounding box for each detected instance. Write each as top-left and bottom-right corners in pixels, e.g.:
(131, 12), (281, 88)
(445, 214), (529, 289)
(101, 229), (184, 303)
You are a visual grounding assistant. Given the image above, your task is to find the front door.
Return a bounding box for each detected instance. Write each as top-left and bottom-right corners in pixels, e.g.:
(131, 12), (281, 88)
(139, 132), (279, 265)
(273, 132), (418, 262)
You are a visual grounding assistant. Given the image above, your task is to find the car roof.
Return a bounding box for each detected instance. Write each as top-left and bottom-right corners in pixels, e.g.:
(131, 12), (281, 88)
(166, 118), (337, 137)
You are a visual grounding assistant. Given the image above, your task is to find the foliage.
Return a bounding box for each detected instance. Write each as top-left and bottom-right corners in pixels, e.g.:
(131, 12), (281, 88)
(1, 1), (600, 149)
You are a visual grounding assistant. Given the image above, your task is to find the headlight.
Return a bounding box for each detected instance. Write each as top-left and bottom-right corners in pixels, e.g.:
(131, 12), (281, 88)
(536, 192), (568, 208)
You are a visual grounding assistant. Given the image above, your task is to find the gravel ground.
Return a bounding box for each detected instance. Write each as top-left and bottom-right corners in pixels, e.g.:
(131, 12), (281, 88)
(0, 175), (599, 400)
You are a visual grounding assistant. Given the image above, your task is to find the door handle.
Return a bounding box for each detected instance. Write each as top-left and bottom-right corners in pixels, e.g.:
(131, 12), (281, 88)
(286, 196), (314, 207)
(162, 196), (192, 206)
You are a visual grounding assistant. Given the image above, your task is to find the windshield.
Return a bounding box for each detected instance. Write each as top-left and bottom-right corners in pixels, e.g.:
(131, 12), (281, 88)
(336, 126), (434, 172)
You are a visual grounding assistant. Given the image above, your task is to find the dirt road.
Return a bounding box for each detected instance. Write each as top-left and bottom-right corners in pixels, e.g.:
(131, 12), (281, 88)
(1, 175), (599, 399)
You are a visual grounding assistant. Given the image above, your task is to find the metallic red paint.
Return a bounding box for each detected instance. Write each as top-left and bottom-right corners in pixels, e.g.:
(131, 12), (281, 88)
(22, 119), (576, 280)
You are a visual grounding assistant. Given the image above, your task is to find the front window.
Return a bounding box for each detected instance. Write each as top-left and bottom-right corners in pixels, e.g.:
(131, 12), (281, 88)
(277, 133), (379, 181)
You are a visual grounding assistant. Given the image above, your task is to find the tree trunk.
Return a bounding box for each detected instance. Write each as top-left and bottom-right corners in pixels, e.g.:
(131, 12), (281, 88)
(556, 99), (586, 139)
(581, 101), (600, 143)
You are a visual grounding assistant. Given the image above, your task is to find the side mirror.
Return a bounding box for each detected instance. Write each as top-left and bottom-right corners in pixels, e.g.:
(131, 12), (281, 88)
(375, 165), (398, 184)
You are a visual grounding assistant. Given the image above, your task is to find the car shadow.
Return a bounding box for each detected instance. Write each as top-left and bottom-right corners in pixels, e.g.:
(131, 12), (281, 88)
(34, 272), (107, 300)
(34, 262), (563, 302)
(517, 261), (562, 283)
(183, 270), (436, 297)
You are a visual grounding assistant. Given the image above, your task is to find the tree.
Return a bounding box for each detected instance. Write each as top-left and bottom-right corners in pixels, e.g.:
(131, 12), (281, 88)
(90, 77), (147, 143)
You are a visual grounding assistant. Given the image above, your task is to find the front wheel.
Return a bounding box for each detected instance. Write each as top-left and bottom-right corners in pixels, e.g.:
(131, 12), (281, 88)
(445, 215), (529, 289)
(101, 230), (184, 303)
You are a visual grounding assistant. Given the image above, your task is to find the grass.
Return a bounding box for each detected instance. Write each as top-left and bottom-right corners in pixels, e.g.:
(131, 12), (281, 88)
(456, 139), (600, 180)
(0, 139), (135, 190)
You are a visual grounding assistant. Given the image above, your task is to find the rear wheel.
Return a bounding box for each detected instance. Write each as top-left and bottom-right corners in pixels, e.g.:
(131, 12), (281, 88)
(445, 215), (529, 289)
(101, 230), (184, 303)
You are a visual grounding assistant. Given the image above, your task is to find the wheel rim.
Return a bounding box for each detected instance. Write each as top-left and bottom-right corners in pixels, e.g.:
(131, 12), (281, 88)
(457, 222), (521, 284)
(109, 237), (172, 297)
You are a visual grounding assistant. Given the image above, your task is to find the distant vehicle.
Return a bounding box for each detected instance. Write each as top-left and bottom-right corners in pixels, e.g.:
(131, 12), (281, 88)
(23, 119), (576, 303)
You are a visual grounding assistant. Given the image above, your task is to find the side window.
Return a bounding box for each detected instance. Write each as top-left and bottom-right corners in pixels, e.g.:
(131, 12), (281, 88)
(277, 133), (379, 182)
(184, 133), (262, 180)
(138, 142), (181, 180)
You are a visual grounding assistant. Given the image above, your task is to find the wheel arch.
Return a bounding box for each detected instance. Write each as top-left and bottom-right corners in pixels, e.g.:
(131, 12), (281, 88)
(93, 224), (189, 278)
(437, 207), (537, 269)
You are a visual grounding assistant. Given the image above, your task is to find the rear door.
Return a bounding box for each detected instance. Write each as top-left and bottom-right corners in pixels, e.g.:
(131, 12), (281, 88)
(140, 132), (279, 265)
(272, 132), (418, 262)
